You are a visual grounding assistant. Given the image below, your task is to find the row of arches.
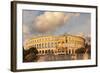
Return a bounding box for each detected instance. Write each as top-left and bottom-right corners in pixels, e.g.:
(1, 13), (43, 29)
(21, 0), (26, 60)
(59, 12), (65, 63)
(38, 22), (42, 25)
(33, 42), (57, 49)
(38, 49), (54, 55)
(38, 49), (76, 55)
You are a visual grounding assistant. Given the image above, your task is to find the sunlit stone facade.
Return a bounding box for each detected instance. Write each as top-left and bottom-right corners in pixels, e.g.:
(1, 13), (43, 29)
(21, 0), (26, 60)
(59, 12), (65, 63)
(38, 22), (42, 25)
(24, 34), (85, 55)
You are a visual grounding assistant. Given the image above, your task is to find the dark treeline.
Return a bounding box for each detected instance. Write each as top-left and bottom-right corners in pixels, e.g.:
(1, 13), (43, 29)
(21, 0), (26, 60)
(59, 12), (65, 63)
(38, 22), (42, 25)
(75, 43), (91, 54)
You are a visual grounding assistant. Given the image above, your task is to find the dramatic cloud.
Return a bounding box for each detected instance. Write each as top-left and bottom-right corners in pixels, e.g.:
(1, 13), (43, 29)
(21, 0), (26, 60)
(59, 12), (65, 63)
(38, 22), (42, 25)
(33, 12), (80, 33)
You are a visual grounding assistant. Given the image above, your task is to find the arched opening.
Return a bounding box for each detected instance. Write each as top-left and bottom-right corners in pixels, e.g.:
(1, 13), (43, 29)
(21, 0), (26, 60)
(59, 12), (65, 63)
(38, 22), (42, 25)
(42, 43), (44, 48)
(45, 50), (47, 54)
(51, 50), (54, 54)
(69, 49), (71, 55)
(48, 49), (50, 55)
(62, 50), (64, 53)
(42, 50), (44, 54)
(66, 49), (68, 55)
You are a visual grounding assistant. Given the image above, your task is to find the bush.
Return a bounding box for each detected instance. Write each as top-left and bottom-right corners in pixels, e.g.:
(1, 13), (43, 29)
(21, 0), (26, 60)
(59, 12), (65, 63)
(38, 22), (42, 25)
(75, 47), (85, 54)
(23, 47), (38, 62)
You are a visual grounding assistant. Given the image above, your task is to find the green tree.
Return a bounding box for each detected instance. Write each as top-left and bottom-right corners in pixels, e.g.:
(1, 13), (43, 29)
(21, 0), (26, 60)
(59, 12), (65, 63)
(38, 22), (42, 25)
(29, 47), (38, 55)
(23, 47), (38, 62)
(75, 47), (85, 54)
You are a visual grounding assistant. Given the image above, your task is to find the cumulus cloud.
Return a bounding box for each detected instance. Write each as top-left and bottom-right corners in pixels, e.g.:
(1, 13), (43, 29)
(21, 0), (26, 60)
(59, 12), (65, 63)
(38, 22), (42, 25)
(33, 12), (80, 33)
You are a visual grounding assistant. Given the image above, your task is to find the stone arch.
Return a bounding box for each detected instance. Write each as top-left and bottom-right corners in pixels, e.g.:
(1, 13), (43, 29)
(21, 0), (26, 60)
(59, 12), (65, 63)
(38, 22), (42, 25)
(66, 49), (68, 54)
(42, 50), (44, 54)
(48, 49), (51, 54)
(69, 49), (71, 54)
(45, 50), (47, 54)
(38, 50), (41, 55)
(51, 49), (54, 54)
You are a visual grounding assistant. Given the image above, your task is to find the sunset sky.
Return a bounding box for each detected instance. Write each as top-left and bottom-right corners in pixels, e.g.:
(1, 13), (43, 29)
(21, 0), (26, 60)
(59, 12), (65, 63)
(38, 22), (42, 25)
(22, 10), (91, 42)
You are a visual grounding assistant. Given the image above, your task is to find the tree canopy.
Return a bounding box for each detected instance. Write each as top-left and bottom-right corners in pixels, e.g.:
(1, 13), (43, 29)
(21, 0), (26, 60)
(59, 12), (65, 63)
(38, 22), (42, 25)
(75, 47), (85, 54)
